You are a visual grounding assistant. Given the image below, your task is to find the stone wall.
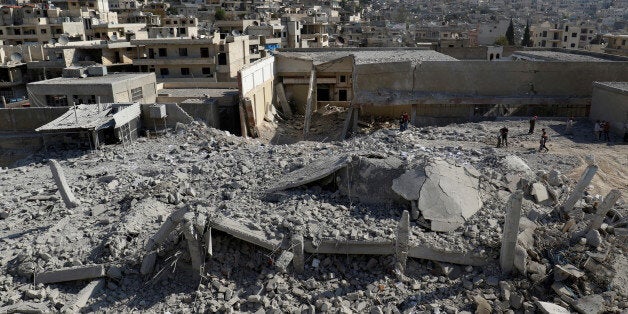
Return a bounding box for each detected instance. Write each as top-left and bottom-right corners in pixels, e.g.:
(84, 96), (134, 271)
(590, 82), (628, 135)
(0, 107), (68, 132)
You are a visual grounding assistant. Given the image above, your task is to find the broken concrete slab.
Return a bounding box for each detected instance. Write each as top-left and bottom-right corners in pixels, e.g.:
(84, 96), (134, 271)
(275, 250), (294, 273)
(48, 159), (80, 209)
(503, 155), (534, 177)
(500, 191), (523, 274)
(34, 264), (106, 284)
(588, 189), (622, 232)
(573, 294), (604, 314)
(418, 159), (482, 232)
(336, 156), (406, 204)
(536, 301), (571, 314)
(530, 182), (549, 204)
(60, 279), (105, 314)
(561, 164), (598, 213)
(266, 155), (351, 193)
(408, 246), (489, 266)
(554, 264), (585, 281)
(392, 168), (426, 201)
(395, 210), (410, 273)
(291, 234), (305, 273)
(140, 251), (157, 275)
(304, 239), (395, 255)
(0, 302), (50, 314)
(210, 215), (282, 251)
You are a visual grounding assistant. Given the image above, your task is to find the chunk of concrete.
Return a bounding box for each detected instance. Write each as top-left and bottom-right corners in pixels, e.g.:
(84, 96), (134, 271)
(573, 294), (604, 314)
(586, 229), (603, 248)
(266, 155), (351, 193)
(554, 264), (585, 281)
(48, 159), (80, 209)
(0, 302), (50, 314)
(211, 215), (282, 251)
(392, 168), (426, 201)
(34, 265), (106, 285)
(535, 301), (570, 314)
(60, 279), (105, 314)
(503, 155), (534, 177)
(337, 156), (407, 204)
(530, 182), (549, 203)
(418, 159), (482, 232)
(275, 251), (294, 273)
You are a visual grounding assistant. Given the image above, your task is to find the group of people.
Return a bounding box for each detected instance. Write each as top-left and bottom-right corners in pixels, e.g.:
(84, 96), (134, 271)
(495, 115), (549, 152)
(593, 120), (612, 141)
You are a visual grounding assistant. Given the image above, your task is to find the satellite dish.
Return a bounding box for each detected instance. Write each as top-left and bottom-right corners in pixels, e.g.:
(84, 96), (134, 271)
(49, 38), (56, 45)
(156, 33), (163, 38)
(232, 30), (241, 36)
(337, 36), (345, 44)
(58, 35), (69, 45)
(10, 52), (23, 63)
(110, 34), (118, 41)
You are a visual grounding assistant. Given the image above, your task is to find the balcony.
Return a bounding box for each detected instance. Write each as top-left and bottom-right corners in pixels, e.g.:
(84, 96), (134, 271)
(133, 57), (215, 66)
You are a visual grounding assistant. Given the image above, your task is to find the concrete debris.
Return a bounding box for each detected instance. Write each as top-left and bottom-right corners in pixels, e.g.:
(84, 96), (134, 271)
(535, 301), (571, 314)
(34, 264), (106, 284)
(0, 119), (625, 313)
(48, 159), (80, 208)
(530, 182), (549, 204)
(418, 159), (482, 232)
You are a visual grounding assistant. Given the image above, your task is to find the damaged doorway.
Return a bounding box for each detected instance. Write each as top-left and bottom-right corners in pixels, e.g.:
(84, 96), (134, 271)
(317, 85), (331, 102)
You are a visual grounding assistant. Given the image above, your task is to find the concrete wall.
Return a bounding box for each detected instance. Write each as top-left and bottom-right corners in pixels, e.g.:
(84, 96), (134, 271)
(0, 107), (68, 131)
(140, 103), (193, 130)
(239, 56), (275, 126)
(589, 83), (628, 135)
(438, 47), (488, 60)
(178, 101), (221, 128)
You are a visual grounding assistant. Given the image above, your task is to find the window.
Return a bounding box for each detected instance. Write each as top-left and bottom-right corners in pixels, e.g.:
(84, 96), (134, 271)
(571, 32), (577, 37)
(542, 31), (547, 37)
(40, 29), (46, 34)
(179, 28), (186, 35)
(179, 48), (188, 56)
(130, 87), (142, 101)
(202, 67), (211, 75)
(564, 36), (567, 42)
(158, 48), (167, 57)
(565, 26), (569, 31)
(339, 75), (346, 83)
(338, 89), (347, 101)
(166, 20), (171, 24)
(217, 53), (227, 65)
(159, 68), (169, 76)
(570, 43), (576, 48)
(46, 95), (68, 106)
(200, 47), (209, 58)
(181, 68), (190, 75)
(623, 40), (626, 46)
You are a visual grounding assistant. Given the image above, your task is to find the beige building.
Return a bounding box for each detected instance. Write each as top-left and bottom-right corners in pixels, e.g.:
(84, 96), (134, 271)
(603, 34), (628, 57)
(589, 82), (628, 136)
(27, 70), (156, 106)
(132, 35), (250, 82)
(531, 21), (597, 50)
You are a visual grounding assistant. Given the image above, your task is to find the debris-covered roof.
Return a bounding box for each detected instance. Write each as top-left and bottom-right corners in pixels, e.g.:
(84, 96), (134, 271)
(35, 103), (140, 132)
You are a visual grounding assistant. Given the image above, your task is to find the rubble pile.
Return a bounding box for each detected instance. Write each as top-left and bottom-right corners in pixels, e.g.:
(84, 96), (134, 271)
(0, 119), (626, 313)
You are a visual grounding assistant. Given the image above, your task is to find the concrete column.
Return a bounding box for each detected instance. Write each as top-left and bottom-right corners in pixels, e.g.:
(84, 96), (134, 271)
(238, 101), (248, 138)
(561, 165), (598, 213)
(140, 252), (157, 275)
(352, 108), (359, 133)
(275, 83), (292, 118)
(588, 189), (621, 232)
(340, 108), (354, 140)
(303, 67), (315, 139)
(1, 96), (6, 108)
(395, 210), (410, 273)
(292, 233), (304, 273)
(410, 104), (417, 126)
(500, 191), (523, 275)
(91, 130), (99, 149)
(60, 279), (105, 313)
(183, 214), (203, 279)
(48, 159), (80, 209)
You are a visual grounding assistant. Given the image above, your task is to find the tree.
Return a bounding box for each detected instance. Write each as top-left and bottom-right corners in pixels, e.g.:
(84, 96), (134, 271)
(494, 36), (509, 46)
(521, 21), (531, 47)
(505, 19), (515, 45)
(215, 8), (226, 20)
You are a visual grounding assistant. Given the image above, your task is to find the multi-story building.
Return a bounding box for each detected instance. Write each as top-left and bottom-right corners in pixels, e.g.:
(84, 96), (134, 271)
(147, 16), (198, 39)
(531, 21), (598, 50)
(0, 6), (86, 45)
(603, 34), (628, 56)
(131, 35), (250, 82)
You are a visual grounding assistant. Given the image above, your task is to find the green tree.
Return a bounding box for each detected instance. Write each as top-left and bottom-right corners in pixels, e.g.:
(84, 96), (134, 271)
(521, 21), (531, 47)
(505, 19), (515, 45)
(215, 8), (226, 20)
(494, 36), (509, 46)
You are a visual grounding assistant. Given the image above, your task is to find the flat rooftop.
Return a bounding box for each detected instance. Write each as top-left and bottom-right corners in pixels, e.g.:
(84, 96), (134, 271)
(593, 81), (628, 93)
(512, 50), (616, 62)
(276, 48), (458, 65)
(158, 88), (237, 98)
(28, 73), (154, 86)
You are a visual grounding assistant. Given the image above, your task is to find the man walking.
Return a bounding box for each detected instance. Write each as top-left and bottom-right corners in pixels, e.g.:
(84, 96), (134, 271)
(539, 128), (549, 152)
(499, 126), (509, 147)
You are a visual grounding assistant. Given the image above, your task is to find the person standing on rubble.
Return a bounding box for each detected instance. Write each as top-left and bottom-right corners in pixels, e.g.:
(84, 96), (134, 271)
(399, 112), (410, 132)
(539, 128), (549, 152)
(528, 115), (537, 134)
(498, 126), (509, 147)
(565, 117), (574, 135)
(602, 120), (611, 142)
(594, 120), (601, 141)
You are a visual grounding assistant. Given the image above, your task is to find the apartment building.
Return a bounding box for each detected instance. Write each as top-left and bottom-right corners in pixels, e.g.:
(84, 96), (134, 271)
(531, 21), (597, 49)
(603, 34), (628, 56)
(0, 6), (86, 45)
(147, 16), (198, 39)
(131, 35), (250, 82)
